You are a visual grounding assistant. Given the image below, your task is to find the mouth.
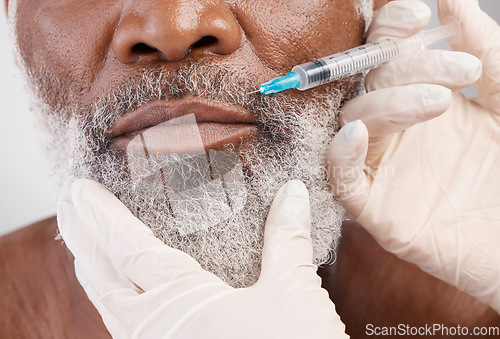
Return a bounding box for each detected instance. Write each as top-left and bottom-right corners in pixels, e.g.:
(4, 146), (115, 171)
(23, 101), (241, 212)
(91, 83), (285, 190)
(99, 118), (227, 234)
(108, 97), (258, 153)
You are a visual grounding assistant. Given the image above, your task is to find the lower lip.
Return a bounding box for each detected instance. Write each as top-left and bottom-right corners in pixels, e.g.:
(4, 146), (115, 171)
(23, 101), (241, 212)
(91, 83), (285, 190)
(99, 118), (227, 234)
(112, 122), (257, 154)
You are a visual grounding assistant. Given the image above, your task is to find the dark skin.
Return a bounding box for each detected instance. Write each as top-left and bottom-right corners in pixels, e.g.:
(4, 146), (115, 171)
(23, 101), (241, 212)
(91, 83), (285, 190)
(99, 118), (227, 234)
(2, 0), (499, 337)
(0, 218), (109, 338)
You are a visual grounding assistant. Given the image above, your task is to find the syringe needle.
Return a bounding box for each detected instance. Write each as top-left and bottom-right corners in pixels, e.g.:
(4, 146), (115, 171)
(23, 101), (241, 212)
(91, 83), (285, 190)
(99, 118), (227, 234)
(246, 89), (261, 95)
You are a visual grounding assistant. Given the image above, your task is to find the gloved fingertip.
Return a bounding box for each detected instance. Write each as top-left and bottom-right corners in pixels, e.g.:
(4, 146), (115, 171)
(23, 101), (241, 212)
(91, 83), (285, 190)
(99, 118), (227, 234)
(377, 1), (431, 25)
(368, 0), (431, 41)
(329, 120), (368, 161)
(261, 181), (314, 278)
(459, 53), (483, 83)
(397, 1), (432, 24)
(439, 51), (483, 86)
(421, 85), (452, 116)
(266, 180), (309, 230)
(338, 120), (368, 142)
(272, 180), (310, 215)
(281, 179), (309, 198)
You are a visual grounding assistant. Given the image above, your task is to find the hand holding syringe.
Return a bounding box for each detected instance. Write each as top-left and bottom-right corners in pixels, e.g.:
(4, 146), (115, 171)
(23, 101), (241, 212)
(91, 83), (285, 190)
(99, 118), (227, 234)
(255, 17), (461, 95)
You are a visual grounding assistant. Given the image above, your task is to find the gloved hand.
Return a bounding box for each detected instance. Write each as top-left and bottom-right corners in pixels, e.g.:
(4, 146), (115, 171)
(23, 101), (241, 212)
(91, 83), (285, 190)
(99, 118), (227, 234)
(329, 0), (500, 312)
(57, 179), (348, 339)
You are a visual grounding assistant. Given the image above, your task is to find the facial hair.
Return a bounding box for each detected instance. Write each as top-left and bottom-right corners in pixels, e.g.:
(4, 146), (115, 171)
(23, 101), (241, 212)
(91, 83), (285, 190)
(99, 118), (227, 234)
(27, 62), (360, 288)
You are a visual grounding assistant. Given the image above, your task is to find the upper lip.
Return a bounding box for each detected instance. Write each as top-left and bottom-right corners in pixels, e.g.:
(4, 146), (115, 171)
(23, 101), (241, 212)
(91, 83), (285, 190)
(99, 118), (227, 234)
(107, 97), (256, 139)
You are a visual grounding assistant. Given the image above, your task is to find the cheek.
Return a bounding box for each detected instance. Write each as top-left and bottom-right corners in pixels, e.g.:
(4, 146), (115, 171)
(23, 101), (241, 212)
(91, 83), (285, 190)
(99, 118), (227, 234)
(16, 1), (119, 97)
(234, 0), (364, 73)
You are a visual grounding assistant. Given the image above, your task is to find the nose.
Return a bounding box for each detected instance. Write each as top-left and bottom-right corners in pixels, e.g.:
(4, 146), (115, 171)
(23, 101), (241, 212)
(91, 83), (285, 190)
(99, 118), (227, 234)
(112, 0), (242, 63)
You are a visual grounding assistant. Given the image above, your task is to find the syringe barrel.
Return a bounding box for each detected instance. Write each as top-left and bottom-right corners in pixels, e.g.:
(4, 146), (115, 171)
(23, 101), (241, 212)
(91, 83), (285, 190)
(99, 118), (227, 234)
(292, 38), (422, 91)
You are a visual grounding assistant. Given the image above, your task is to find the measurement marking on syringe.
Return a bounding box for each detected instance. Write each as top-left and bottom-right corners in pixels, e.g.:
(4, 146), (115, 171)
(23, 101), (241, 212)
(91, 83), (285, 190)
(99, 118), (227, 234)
(333, 59), (340, 77)
(348, 53), (355, 73)
(377, 44), (385, 63)
(363, 49), (370, 69)
(393, 40), (400, 58)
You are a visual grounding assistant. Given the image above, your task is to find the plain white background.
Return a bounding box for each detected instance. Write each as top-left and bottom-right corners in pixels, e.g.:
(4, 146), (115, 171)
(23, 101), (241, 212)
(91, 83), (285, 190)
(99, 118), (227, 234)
(1, 1), (499, 236)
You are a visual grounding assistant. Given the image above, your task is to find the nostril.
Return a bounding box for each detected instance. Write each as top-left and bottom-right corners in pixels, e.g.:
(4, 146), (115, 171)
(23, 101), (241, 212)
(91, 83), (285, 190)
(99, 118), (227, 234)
(191, 35), (218, 49)
(131, 42), (157, 54)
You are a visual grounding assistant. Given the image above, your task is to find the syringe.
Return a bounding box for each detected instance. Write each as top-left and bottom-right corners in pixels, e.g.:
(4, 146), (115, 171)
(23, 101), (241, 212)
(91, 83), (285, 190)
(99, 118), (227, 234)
(256, 16), (461, 95)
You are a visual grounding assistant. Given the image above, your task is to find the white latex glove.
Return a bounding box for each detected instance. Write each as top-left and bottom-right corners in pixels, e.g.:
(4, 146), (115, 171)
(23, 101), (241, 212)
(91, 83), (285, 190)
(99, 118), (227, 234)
(329, 0), (500, 312)
(57, 179), (348, 339)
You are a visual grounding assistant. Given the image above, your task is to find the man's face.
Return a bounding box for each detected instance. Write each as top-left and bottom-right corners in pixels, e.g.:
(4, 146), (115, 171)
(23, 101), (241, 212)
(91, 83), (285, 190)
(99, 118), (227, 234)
(13, 0), (365, 107)
(10, 0), (375, 286)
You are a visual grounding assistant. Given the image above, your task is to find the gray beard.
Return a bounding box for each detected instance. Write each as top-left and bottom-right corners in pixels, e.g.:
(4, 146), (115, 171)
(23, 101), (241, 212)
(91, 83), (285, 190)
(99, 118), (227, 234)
(28, 63), (358, 287)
